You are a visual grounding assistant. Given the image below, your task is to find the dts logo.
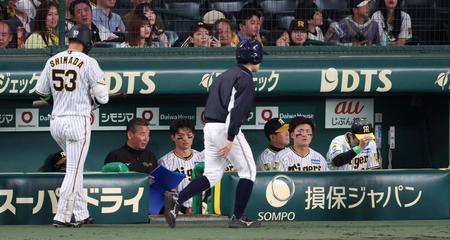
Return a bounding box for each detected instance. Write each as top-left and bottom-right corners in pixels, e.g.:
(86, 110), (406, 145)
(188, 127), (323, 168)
(320, 68), (392, 93)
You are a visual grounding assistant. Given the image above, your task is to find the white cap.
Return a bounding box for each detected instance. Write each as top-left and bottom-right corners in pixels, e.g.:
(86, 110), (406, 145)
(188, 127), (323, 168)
(356, 0), (372, 7)
(203, 10), (226, 25)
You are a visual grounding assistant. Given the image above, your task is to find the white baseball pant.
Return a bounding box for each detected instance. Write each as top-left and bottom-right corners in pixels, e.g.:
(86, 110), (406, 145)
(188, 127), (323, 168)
(50, 115), (91, 223)
(203, 123), (256, 186)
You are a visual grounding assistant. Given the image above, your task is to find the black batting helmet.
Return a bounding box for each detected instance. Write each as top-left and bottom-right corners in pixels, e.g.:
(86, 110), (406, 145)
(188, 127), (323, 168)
(67, 25), (93, 53)
(236, 39), (265, 65)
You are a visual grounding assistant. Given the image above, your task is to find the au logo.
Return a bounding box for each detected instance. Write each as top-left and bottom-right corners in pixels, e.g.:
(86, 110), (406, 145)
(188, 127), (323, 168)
(265, 175), (295, 208)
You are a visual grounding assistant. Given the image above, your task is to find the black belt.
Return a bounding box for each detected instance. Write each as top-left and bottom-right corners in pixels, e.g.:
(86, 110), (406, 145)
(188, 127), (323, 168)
(205, 117), (225, 123)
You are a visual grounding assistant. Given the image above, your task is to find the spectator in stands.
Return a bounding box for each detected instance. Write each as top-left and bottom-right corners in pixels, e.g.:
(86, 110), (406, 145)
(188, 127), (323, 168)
(203, 10), (225, 29)
(93, 0), (126, 32)
(372, 0), (412, 46)
(69, 0), (118, 43)
(104, 117), (157, 174)
(275, 116), (329, 172)
(24, 1), (59, 48)
(289, 19), (309, 46)
(158, 119), (204, 215)
(266, 27), (290, 46)
(0, 21), (13, 48)
(213, 18), (235, 47)
(256, 118), (290, 171)
(121, 14), (151, 47)
(65, 0), (75, 31)
(182, 21), (220, 48)
(131, 3), (169, 47)
(297, 1), (324, 42)
(0, 2), (8, 20)
(326, 118), (381, 170)
(325, 0), (380, 46)
(6, 0), (36, 48)
(123, 0), (165, 32)
(232, 3), (264, 46)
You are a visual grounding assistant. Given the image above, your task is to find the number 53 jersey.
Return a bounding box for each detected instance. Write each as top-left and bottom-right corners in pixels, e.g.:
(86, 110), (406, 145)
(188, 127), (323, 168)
(35, 50), (105, 117)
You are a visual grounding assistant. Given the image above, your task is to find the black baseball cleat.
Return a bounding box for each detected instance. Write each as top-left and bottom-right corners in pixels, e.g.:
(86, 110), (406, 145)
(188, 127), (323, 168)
(228, 215), (261, 228)
(76, 217), (94, 226)
(52, 220), (79, 228)
(163, 191), (179, 228)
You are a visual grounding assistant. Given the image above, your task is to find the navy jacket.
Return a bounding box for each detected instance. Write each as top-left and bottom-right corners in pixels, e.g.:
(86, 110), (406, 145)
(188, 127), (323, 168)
(204, 65), (255, 141)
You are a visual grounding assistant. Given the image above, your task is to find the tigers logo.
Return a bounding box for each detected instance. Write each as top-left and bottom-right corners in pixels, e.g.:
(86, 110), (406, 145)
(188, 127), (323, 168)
(265, 175), (295, 208)
(435, 71), (449, 90)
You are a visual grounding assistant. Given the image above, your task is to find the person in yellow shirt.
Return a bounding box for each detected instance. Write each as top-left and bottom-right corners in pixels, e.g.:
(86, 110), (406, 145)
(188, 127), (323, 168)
(24, 1), (59, 48)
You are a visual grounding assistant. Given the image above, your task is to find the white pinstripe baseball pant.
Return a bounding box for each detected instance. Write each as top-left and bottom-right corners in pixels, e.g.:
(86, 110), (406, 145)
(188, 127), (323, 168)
(50, 115), (91, 223)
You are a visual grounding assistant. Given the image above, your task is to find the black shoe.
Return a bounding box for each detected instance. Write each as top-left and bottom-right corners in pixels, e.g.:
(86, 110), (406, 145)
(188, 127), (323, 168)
(164, 192), (179, 228)
(76, 217), (94, 226)
(52, 220), (78, 228)
(229, 215), (261, 228)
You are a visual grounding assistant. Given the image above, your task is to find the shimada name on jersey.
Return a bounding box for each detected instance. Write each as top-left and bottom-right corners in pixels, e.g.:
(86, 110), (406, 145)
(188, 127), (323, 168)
(50, 56), (84, 68)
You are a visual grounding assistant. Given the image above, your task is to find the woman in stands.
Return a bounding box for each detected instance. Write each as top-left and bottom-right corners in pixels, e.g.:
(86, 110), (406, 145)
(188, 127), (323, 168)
(372, 0), (412, 45)
(121, 14), (152, 48)
(24, 1), (59, 48)
(133, 3), (169, 47)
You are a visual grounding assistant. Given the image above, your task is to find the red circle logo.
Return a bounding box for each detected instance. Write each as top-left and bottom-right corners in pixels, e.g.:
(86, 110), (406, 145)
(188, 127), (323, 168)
(261, 109), (273, 122)
(142, 110), (153, 122)
(21, 111), (33, 124)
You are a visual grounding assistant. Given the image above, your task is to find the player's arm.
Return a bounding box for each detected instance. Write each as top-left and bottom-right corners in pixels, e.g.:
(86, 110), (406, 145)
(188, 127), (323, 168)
(87, 58), (109, 105)
(35, 61), (52, 104)
(91, 83), (109, 104)
(226, 75), (255, 141)
(331, 150), (357, 167)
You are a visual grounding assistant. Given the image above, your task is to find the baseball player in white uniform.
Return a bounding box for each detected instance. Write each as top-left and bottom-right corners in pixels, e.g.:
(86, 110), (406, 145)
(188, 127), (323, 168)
(275, 116), (328, 172)
(256, 118), (290, 171)
(164, 39), (265, 228)
(327, 118), (381, 170)
(35, 25), (109, 227)
(158, 119), (204, 214)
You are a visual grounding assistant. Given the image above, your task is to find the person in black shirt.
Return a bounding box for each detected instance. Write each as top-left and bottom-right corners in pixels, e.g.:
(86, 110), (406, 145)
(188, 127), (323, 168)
(104, 117), (157, 174)
(164, 39), (265, 229)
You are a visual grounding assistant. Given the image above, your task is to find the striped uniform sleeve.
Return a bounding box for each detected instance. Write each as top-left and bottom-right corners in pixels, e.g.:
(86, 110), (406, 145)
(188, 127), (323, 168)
(35, 60), (52, 98)
(367, 141), (381, 169)
(157, 153), (170, 168)
(319, 153), (329, 171)
(275, 149), (290, 172)
(86, 57), (106, 87)
(256, 149), (270, 171)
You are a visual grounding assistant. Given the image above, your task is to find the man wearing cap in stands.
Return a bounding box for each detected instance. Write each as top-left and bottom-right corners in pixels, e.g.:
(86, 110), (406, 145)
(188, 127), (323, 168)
(325, 0), (380, 46)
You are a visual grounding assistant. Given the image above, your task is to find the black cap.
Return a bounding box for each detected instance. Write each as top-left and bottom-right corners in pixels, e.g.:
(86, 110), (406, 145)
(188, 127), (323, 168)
(351, 118), (375, 140)
(264, 118), (289, 139)
(52, 151), (66, 172)
(191, 21), (209, 34)
(289, 19), (308, 32)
